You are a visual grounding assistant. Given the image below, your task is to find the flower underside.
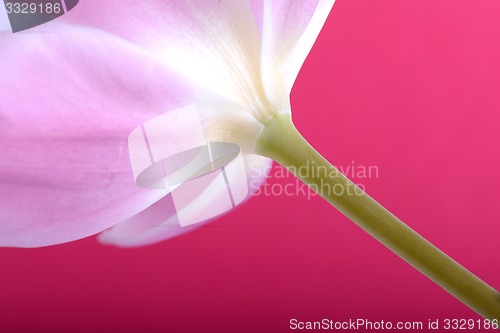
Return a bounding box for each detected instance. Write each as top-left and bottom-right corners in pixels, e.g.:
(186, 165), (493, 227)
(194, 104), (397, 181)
(0, 0), (335, 247)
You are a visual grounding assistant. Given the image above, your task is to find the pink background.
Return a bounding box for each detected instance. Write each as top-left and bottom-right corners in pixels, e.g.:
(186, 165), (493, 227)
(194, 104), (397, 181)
(1, 0), (499, 332)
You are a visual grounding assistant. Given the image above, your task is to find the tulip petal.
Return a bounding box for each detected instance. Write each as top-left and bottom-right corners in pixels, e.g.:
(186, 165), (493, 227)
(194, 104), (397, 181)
(98, 154), (272, 247)
(252, 0), (336, 111)
(64, 0), (270, 121)
(0, 26), (209, 247)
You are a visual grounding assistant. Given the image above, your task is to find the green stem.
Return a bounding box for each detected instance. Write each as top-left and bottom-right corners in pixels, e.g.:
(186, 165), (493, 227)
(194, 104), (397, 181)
(256, 114), (500, 320)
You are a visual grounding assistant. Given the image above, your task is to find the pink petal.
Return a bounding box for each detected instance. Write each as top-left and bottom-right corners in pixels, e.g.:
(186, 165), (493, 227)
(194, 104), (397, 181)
(0, 5), (9, 32)
(0, 25), (205, 247)
(63, 1), (268, 118)
(251, 0), (336, 110)
(98, 155), (272, 247)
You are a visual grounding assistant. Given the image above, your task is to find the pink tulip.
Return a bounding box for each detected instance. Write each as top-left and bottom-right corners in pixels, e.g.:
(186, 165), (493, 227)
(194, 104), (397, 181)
(0, 1), (334, 247)
(1, 1), (498, 319)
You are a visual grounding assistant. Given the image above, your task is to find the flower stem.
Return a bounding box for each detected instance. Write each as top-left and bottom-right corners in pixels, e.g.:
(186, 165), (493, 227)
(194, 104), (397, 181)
(256, 114), (500, 320)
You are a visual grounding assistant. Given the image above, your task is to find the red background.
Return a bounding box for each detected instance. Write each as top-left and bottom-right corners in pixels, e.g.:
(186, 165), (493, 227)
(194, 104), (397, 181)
(1, 1), (499, 332)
